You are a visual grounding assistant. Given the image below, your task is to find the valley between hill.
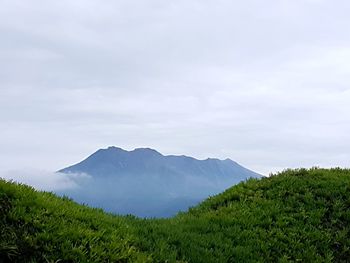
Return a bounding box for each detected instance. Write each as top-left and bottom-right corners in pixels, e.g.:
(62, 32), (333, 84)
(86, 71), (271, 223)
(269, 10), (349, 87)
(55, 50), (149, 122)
(1, 168), (350, 262)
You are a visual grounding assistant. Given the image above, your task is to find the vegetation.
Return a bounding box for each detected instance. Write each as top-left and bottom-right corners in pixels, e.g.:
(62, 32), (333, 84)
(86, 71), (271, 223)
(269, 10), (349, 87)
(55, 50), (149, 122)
(1, 168), (350, 262)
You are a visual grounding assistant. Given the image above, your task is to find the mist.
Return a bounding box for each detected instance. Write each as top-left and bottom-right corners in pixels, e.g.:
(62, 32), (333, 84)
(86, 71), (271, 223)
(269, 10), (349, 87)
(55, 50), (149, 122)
(0, 169), (90, 191)
(56, 172), (244, 218)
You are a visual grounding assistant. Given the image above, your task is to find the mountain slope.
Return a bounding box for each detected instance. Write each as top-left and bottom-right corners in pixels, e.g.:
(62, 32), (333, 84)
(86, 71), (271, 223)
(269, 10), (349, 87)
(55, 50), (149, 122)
(1, 168), (350, 262)
(59, 146), (259, 179)
(58, 147), (260, 217)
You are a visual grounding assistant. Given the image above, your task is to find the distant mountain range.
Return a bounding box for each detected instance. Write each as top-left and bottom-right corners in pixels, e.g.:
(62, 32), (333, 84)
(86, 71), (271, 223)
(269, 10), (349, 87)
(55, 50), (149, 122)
(57, 147), (261, 217)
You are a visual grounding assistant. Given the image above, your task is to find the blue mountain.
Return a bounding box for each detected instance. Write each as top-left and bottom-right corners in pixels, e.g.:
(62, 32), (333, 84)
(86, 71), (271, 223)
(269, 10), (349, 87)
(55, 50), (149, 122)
(58, 147), (261, 217)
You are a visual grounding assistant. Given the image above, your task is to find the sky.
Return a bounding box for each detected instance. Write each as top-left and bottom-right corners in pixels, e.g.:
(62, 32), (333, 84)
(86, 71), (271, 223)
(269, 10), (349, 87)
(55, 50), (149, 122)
(1, 0), (350, 182)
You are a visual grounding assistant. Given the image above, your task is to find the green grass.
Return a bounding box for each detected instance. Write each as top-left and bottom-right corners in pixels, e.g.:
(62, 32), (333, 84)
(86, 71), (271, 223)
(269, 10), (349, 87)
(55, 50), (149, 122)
(1, 168), (350, 262)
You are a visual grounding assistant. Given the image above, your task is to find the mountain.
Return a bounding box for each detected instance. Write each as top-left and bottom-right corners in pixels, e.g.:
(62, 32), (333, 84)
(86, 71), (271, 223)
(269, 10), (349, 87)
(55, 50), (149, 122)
(59, 146), (259, 179)
(2, 168), (350, 262)
(57, 147), (261, 217)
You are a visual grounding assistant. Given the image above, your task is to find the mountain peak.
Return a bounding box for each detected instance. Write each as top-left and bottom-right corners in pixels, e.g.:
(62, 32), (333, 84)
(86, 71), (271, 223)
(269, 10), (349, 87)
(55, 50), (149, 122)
(102, 146), (162, 155)
(105, 146), (125, 151)
(132, 147), (162, 155)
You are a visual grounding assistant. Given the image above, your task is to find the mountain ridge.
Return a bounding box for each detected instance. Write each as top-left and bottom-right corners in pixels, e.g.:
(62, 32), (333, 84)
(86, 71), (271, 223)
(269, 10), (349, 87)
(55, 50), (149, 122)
(59, 146), (260, 178)
(57, 146), (261, 217)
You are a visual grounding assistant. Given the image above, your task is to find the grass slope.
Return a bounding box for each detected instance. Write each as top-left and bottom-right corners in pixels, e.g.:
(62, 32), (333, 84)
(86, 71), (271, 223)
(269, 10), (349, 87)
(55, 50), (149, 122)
(1, 168), (350, 262)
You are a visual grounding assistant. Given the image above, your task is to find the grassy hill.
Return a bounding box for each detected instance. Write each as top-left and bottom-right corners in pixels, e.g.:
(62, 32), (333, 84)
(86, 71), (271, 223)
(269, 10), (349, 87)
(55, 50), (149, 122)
(1, 168), (350, 262)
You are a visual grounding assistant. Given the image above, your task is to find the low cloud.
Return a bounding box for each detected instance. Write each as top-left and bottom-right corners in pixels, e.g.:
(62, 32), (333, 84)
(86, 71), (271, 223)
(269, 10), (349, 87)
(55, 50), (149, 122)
(0, 169), (91, 191)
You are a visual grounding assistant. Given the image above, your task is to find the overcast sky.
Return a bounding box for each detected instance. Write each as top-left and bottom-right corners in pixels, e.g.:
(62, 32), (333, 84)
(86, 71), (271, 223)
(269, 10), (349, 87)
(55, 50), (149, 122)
(1, 0), (350, 178)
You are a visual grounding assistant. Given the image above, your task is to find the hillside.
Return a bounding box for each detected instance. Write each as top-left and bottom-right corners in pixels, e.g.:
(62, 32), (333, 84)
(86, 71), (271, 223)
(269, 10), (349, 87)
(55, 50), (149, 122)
(1, 168), (350, 262)
(57, 147), (260, 217)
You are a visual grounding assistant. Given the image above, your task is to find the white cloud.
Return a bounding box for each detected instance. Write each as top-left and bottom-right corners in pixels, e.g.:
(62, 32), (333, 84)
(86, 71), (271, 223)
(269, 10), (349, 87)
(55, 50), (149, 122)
(0, 169), (91, 191)
(0, 0), (350, 176)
